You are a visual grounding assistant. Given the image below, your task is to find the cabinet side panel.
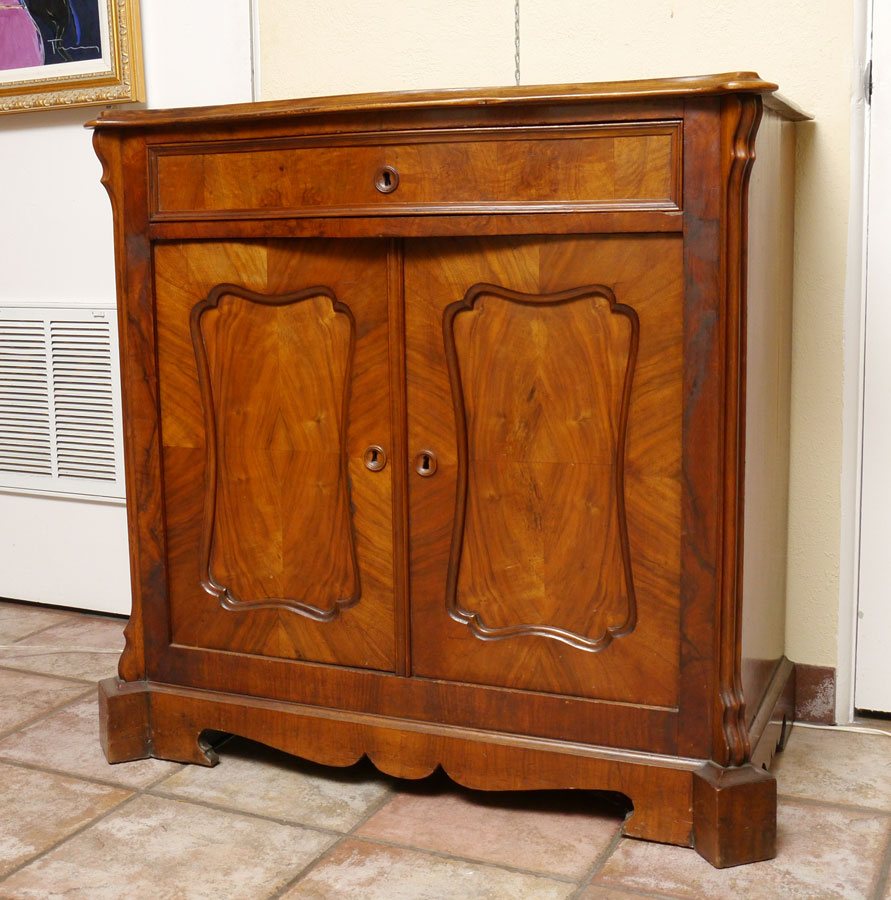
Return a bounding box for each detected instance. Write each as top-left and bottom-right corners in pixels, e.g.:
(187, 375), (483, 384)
(740, 109), (794, 721)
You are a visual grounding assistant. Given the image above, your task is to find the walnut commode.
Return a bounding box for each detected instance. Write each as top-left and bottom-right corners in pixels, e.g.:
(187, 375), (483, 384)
(92, 73), (803, 867)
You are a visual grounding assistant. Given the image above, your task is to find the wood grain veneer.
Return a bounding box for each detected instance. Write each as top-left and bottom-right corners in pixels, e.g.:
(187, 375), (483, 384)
(92, 74), (801, 868)
(151, 123), (680, 219)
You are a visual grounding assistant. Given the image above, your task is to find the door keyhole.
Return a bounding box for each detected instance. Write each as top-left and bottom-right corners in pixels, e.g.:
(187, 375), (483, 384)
(414, 449), (437, 477)
(363, 444), (387, 471)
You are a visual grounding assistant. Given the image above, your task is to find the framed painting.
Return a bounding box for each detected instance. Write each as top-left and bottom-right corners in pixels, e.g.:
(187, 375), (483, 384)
(0, 0), (143, 114)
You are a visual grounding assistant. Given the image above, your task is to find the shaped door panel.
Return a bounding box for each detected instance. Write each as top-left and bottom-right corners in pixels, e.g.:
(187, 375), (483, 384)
(155, 239), (396, 672)
(406, 235), (683, 706)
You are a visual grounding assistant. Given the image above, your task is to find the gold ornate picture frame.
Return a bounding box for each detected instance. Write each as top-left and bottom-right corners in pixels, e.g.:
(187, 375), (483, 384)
(0, 0), (143, 114)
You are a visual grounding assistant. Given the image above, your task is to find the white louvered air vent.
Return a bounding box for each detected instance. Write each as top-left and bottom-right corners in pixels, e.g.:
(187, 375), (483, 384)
(0, 307), (124, 500)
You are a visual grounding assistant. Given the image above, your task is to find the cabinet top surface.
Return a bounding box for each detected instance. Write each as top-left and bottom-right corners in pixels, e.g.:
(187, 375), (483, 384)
(90, 71), (804, 130)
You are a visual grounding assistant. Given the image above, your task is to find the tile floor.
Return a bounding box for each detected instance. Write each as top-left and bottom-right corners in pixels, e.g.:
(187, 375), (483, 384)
(0, 598), (889, 900)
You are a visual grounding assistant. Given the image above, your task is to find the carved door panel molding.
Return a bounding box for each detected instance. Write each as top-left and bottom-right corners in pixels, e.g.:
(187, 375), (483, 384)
(442, 281), (639, 651)
(190, 282), (360, 622)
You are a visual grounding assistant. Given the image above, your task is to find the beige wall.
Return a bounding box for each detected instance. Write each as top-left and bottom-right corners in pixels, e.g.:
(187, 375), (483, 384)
(258, 0), (860, 670)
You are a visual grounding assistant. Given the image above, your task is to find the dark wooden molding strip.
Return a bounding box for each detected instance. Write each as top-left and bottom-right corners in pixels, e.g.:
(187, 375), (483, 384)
(793, 663), (836, 724)
(90, 73), (784, 129)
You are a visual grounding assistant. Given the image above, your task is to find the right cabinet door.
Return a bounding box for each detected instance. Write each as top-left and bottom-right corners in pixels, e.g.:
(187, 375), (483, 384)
(405, 235), (685, 707)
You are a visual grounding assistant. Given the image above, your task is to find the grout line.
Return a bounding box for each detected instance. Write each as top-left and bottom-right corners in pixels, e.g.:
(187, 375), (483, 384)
(0, 683), (95, 742)
(777, 793), (891, 818)
(329, 832), (580, 884)
(870, 820), (891, 900)
(591, 885), (689, 900)
(263, 787), (396, 900)
(0, 790), (139, 887)
(2, 617), (75, 645)
(346, 787), (401, 834)
(0, 755), (162, 793)
(139, 760), (188, 789)
(145, 787), (355, 837)
(0, 662), (112, 685)
(568, 820), (626, 899)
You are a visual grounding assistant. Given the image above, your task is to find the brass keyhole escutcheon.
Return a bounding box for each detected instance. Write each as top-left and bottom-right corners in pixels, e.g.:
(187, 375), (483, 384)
(414, 450), (437, 477)
(363, 445), (387, 471)
(374, 165), (399, 194)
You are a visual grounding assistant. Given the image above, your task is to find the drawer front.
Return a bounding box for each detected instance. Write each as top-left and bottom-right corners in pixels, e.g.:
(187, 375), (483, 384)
(150, 123), (681, 220)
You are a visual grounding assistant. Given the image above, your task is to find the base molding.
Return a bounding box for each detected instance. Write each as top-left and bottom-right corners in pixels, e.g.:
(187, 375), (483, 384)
(98, 677), (785, 866)
(749, 657), (795, 770)
(793, 663), (836, 724)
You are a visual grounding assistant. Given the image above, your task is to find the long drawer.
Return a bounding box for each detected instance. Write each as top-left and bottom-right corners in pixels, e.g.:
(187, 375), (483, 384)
(150, 122), (682, 220)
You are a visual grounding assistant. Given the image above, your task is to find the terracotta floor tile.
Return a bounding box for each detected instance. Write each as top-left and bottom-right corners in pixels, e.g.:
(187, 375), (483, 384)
(773, 725), (891, 810)
(577, 889), (666, 899)
(0, 794), (335, 900)
(0, 602), (72, 643)
(0, 761), (129, 878)
(153, 736), (393, 830)
(0, 616), (124, 682)
(0, 694), (181, 788)
(594, 801), (891, 900)
(280, 838), (576, 899)
(356, 780), (623, 878)
(0, 669), (89, 735)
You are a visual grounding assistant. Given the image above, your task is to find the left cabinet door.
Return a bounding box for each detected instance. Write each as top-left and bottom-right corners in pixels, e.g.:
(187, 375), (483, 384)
(153, 239), (397, 672)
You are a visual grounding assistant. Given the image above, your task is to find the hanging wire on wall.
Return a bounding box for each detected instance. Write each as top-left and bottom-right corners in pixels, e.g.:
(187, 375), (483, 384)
(514, 0), (521, 86)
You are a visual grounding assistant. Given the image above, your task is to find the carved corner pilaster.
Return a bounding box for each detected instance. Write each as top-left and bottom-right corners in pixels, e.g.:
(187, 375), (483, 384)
(716, 94), (764, 767)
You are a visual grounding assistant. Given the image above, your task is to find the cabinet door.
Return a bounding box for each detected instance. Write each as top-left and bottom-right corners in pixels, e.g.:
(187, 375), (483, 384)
(406, 235), (683, 706)
(154, 239), (396, 672)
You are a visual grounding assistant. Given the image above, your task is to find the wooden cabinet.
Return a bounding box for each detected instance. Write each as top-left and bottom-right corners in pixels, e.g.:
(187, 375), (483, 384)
(92, 73), (803, 867)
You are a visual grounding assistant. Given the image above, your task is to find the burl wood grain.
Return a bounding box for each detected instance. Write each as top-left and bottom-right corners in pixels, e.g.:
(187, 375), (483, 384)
(152, 124), (679, 218)
(192, 284), (359, 621)
(407, 235), (683, 705)
(154, 239), (397, 671)
(443, 282), (638, 651)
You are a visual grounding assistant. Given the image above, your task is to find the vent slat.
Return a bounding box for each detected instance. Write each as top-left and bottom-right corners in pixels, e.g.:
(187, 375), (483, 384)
(0, 318), (51, 479)
(50, 314), (119, 492)
(0, 309), (123, 498)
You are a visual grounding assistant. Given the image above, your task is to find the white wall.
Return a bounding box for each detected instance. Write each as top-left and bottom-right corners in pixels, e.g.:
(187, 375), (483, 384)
(257, 0), (864, 682)
(0, 0), (255, 614)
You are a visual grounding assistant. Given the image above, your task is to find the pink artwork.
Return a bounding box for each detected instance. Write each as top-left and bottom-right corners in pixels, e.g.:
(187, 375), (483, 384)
(0, 2), (45, 71)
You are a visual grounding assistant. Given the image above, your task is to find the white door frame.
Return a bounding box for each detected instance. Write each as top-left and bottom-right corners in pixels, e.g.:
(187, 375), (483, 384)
(836, 0), (872, 724)
(849, 0), (891, 716)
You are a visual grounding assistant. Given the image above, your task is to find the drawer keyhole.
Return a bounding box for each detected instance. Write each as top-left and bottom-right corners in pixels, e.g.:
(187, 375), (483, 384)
(414, 449), (437, 477)
(374, 165), (400, 194)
